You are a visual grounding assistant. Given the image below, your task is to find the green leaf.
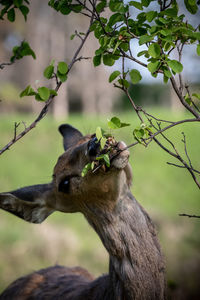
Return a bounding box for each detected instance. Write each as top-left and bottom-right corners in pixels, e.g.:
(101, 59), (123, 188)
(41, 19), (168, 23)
(103, 154), (110, 167)
(147, 61), (160, 73)
(163, 67), (172, 78)
(71, 4), (83, 13)
(96, 126), (103, 141)
(93, 55), (101, 67)
(21, 41), (36, 59)
(137, 50), (149, 57)
(184, 93), (192, 105)
(19, 5), (29, 21)
(96, 0), (106, 13)
(96, 153), (110, 167)
(163, 8), (178, 17)
(129, 1), (143, 10)
(148, 43), (161, 58)
(108, 117), (130, 129)
(164, 42), (172, 52)
(108, 13), (124, 26)
(60, 6), (71, 15)
(100, 137), (107, 149)
(49, 89), (58, 96)
(118, 79), (130, 88)
(192, 32), (200, 41)
(37, 87), (50, 101)
(20, 85), (36, 97)
(141, 0), (151, 7)
(120, 122), (130, 128)
(43, 65), (54, 79)
(109, 70), (121, 82)
(133, 128), (145, 143)
(108, 117), (121, 129)
(57, 61), (68, 74)
(163, 75), (169, 84)
(109, 0), (127, 13)
(139, 35), (153, 45)
(146, 11), (157, 22)
(14, 0), (23, 7)
(160, 29), (171, 36)
(167, 60), (183, 73)
(184, 0), (198, 14)
(7, 8), (15, 22)
(192, 93), (200, 100)
(57, 71), (68, 82)
(81, 163), (92, 177)
(129, 69), (142, 84)
(35, 94), (43, 101)
(103, 54), (115, 66)
(197, 44), (200, 56)
(70, 34), (76, 40)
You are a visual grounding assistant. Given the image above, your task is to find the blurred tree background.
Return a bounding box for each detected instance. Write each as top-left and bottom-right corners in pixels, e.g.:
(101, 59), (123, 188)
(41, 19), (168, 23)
(0, 0), (200, 299)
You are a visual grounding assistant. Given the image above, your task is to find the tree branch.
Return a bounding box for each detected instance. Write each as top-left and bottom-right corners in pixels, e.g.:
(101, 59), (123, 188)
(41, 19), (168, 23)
(179, 214), (200, 219)
(0, 13), (95, 156)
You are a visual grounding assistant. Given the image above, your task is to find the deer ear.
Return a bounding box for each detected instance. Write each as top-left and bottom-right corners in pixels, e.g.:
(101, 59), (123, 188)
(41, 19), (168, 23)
(0, 184), (54, 224)
(58, 124), (83, 151)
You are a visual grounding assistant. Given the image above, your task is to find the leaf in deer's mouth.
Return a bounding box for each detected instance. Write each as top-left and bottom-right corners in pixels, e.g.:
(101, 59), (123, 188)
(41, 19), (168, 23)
(82, 135), (119, 176)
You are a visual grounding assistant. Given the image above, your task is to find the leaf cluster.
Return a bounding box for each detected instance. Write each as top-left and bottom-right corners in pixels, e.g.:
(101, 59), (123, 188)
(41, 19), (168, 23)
(88, 0), (200, 85)
(19, 60), (68, 101)
(0, 0), (30, 22)
(82, 116), (130, 176)
(10, 41), (36, 62)
(48, 0), (83, 14)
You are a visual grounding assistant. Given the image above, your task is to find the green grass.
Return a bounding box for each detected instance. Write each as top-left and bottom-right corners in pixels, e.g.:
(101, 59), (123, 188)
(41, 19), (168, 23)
(0, 110), (199, 296)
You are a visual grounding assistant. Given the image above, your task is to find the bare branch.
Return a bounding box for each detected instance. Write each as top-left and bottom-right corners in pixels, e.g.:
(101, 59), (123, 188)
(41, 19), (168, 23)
(170, 76), (200, 118)
(179, 214), (200, 219)
(185, 84), (200, 113)
(0, 61), (14, 70)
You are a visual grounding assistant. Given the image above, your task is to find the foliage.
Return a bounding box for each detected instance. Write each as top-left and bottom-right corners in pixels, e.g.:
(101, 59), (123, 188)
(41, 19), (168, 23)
(44, 0), (200, 189)
(0, 0), (30, 22)
(0, 0), (200, 191)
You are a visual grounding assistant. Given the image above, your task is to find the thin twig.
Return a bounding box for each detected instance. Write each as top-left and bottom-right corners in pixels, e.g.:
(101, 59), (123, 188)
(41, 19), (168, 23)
(0, 62), (14, 70)
(179, 214), (200, 219)
(170, 76), (200, 118)
(182, 132), (192, 168)
(167, 162), (200, 174)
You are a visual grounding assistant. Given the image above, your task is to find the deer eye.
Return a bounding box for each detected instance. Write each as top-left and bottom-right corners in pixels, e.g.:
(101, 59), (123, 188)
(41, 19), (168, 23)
(58, 177), (70, 194)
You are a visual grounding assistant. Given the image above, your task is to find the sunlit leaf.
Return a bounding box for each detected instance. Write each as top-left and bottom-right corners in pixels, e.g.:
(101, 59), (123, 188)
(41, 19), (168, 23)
(148, 43), (161, 58)
(167, 60), (183, 73)
(58, 61), (68, 74)
(129, 69), (142, 84)
(43, 65), (54, 79)
(109, 70), (121, 82)
(37, 87), (50, 101)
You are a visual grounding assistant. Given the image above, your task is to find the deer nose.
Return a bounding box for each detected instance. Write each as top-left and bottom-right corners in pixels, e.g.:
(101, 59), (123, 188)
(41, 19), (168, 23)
(87, 137), (100, 157)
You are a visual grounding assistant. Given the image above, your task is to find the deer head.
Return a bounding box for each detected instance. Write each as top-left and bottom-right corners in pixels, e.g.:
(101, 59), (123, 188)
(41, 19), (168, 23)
(0, 124), (132, 224)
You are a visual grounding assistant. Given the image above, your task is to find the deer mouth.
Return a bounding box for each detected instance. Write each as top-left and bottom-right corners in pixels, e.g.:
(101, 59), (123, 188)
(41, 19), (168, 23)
(87, 137), (130, 173)
(110, 141), (130, 169)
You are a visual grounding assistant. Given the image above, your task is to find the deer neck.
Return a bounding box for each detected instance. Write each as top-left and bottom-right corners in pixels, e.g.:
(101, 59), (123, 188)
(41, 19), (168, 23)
(84, 171), (165, 300)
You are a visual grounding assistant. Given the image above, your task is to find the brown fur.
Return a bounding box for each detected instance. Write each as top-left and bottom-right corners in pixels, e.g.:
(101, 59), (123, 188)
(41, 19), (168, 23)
(0, 125), (166, 300)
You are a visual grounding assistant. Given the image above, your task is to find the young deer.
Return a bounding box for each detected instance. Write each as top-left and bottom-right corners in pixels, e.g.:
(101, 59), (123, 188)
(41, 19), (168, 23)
(0, 124), (165, 300)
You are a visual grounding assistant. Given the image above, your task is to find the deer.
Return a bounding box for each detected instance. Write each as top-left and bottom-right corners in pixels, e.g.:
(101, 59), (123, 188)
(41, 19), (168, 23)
(0, 124), (166, 300)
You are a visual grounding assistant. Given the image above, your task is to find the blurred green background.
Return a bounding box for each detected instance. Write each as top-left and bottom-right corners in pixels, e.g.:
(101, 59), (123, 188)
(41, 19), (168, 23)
(0, 110), (199, 299)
